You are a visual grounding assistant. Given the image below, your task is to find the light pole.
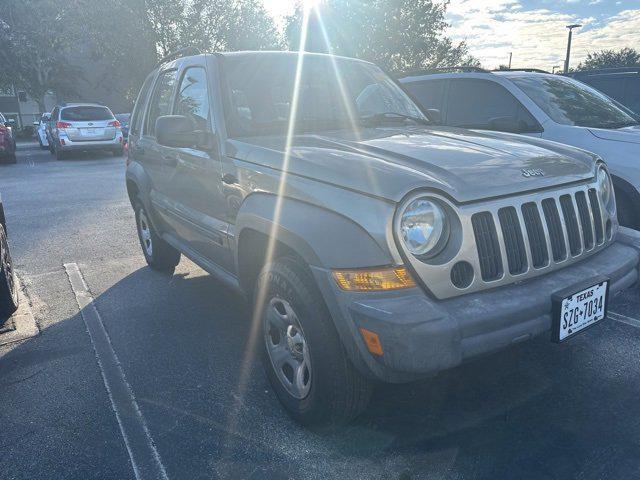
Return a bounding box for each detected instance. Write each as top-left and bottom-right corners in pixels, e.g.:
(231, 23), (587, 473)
(508, 52), (512, 69)
(564, 24), (582, 73)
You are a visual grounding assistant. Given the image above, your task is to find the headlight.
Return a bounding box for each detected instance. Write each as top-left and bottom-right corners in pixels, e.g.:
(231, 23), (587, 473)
(399, 198), (448, 256)
(597, 165), (615, 214)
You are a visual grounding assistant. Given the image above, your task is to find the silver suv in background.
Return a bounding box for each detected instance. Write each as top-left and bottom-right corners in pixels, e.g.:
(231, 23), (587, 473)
(49, 103), (124, 160)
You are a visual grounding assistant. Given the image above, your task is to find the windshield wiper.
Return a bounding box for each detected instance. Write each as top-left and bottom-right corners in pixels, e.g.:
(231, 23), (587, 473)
(359, 112), (431, 127)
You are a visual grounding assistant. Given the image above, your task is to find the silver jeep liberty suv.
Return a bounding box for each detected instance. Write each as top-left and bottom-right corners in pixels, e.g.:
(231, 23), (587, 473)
(126, 51), (640, 426)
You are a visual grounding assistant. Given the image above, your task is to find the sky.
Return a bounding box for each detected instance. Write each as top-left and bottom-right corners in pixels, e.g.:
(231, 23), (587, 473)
(261, 0), (640, 70)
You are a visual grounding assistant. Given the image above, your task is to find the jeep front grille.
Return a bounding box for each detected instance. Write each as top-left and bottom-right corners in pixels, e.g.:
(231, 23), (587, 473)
(471, 188), (606, 282)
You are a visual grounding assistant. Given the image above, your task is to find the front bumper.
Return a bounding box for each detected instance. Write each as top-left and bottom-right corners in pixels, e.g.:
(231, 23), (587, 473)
(312, 227), (640, 383)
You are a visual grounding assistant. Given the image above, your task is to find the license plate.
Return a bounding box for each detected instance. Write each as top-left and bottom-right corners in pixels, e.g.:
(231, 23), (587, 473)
(552, 277), (609, 342)
(83, 128), (98, 135)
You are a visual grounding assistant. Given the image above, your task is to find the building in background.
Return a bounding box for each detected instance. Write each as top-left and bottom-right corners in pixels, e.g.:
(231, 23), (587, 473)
(0, 86), (56, 128)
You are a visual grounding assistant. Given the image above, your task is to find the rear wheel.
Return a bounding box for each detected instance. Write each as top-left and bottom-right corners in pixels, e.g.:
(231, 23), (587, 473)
(256, 257), (372, 426)
(134, 198), (180, 273)
(0, 225), (19, 319)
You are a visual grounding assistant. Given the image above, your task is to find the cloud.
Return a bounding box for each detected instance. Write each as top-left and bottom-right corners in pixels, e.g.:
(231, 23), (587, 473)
(446, 1), (640, 70)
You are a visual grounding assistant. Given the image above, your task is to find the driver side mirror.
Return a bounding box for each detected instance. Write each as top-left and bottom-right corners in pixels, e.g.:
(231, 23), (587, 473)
(488, 115), (521, 134)
(156, 115), (214, 149)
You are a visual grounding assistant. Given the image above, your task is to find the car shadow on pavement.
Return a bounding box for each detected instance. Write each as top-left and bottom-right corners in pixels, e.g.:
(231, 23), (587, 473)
(3, 265), (640, 479)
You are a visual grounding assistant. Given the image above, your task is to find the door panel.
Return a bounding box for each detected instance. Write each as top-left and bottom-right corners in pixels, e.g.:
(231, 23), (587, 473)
(161, 65), (234, 272)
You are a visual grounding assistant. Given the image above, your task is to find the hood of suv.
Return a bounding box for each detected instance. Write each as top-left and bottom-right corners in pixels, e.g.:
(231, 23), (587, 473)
(236, 127), (595, 203)
(589, 125), (640, 145)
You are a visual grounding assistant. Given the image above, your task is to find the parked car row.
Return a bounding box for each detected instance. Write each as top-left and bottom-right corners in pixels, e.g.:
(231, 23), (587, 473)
(125, 51), (640, 426)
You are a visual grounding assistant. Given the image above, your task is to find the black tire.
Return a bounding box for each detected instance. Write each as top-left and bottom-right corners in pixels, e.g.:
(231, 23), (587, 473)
(134, 197), (180, 273)
(256, 257), (372, 426)
(0, 224), (19, 319)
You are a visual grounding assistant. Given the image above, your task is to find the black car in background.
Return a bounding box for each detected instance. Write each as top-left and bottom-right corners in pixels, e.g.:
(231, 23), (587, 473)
(0, 194), (18, 320)
(565, 68), (640, 115)
(0, 113), (17, 164)
(115, 113), (131, 142)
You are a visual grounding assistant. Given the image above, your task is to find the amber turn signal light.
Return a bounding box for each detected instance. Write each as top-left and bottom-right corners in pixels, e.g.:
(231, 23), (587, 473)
(332, 266), (416, 291)
(359, 327), (384, 356)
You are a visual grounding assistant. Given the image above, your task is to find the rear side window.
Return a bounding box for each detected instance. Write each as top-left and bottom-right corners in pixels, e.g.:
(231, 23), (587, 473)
(130, 73), (155, 136)
(174, 67), (210, 130)
(61, 106), (114, 121)
(145, 70), (177, 137)
(446, 79), (541, 133)
(404, 79), (447, 112)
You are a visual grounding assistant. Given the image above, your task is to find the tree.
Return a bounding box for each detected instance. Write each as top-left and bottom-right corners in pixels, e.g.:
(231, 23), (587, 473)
(577, 47), (640, 71)
(284, 0), (478, 72)
(0, 1), (84, 111)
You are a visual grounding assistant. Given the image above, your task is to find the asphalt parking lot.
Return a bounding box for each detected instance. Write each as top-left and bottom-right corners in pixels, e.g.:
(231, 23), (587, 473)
(2, 140), (640, 480)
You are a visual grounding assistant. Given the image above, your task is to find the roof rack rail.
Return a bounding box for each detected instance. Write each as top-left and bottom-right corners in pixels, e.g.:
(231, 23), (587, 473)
(155, 46), (202, 68)
(494, 68), (550, 74)
(400, 66), (490, 76)
(567, 67), (640, 75)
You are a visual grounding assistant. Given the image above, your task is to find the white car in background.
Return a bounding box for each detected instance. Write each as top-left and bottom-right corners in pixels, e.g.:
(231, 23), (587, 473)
(400, 69), (640, 228)
(35, 113), (50, 149)
(49, 103), (124, 160)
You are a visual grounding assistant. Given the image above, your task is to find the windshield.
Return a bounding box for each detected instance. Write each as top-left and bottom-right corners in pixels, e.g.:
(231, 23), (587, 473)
(61, 106), (114, 121)
(511, 75), (638, 129)
(222, 54), (426, 137)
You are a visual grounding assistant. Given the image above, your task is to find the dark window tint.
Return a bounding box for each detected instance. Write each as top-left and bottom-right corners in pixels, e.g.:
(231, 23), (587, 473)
(61, 106), (114, 121)
(404, 79), (447, 112)
(446, 79), (541, 133)
(145, 70), (177, 136)
(130, 73), (155, 135)
(511, 75), (638, 129)
(175, 67), (210, 131)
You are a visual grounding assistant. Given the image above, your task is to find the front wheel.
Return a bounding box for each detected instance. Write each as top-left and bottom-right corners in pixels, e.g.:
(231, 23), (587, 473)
(256, 257), (372, 426)
(0, 225), (19, 319)
(134, 198), (180, 274)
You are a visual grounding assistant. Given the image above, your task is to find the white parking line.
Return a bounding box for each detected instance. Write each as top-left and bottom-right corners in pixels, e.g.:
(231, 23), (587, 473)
(608, 311), (640, 329)
(64, 263), (169, 480)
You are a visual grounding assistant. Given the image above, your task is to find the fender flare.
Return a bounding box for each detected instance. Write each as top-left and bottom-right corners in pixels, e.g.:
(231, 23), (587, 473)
(234, 193), (392, 271)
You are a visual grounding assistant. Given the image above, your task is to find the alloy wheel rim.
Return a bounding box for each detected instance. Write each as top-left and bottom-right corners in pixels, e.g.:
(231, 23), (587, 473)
(264, 297), (312, 399)
(138, 209), (153, 257)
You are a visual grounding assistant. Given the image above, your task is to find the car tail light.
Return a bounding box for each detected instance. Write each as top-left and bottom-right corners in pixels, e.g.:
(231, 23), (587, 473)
(56, 121), (72, 129)
(108, 120), (121, 127)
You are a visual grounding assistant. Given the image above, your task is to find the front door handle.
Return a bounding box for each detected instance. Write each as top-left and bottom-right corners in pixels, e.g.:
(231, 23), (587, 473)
(222, 173), (238, 185)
